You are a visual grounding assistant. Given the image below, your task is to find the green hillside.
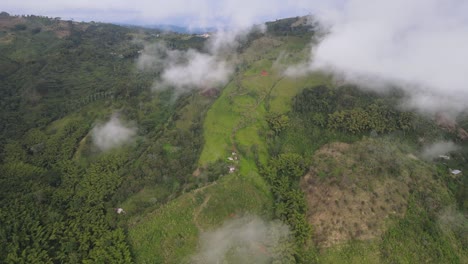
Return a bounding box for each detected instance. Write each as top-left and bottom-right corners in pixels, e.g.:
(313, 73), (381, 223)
(0, 14), (466, 263)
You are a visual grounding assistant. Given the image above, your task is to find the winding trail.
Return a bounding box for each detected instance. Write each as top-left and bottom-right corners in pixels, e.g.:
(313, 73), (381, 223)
(193, 194), (212, 231)
(228, 75), (285, 152)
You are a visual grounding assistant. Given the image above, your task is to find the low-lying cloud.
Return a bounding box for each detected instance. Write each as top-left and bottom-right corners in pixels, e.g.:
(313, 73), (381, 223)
(137, 43), (233, 93)
(161, 51), (231, 90)
(437, 206), (467, 237)
(159, 49), (232, 92)
(192, 216), (294, 264)
(137, 25), (266, 93)
(302, 0), (468, 117)
(421, 141), (460, 160)
(91, 115), (137, 151)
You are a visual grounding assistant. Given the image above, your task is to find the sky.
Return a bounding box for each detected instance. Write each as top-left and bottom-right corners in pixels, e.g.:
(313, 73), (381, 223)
(3, 0), (330, 27)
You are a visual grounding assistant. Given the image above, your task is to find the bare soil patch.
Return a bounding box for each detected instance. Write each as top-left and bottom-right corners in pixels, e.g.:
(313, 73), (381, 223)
(302, 141), (411, 247)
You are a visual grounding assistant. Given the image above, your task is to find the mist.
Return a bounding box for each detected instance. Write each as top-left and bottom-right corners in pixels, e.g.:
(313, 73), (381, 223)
(191, 216), (294, 264)
(421, 141), (460, 160)
(136, 25), (267, 93)
(137, 45), (232, 93)
(158, 49), (233, 92)
(301, 0), (468, 117)
(437, 206), (467, 237)
(91, 115), (137, 151)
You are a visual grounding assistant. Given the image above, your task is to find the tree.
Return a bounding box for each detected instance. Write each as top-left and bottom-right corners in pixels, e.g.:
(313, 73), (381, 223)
(262, 154), (312, 250)
(274, 153), (306, 180)
(267, 113), (290, 135)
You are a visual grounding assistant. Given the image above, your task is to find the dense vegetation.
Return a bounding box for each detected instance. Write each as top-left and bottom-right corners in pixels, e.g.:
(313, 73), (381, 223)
(293, 85), (413, 134)
(261, 154), (317, 262)
(0, 14), (213, 262)
(265, 17), (317, 37)
(270, 84), (467, 262)
(0, 13), (466, 263)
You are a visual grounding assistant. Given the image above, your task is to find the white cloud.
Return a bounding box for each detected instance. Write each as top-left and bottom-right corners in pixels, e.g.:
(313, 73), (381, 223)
(421, 141), (460, 160)
(91, 115), (136, 151)
(136, 42), (183, 72)
(192, 216), (294, 264)
(160, 50), (232, 91)
(137, 41), (233, 93)
(136, 25), (268, 93)
(307, 0), (468, 116)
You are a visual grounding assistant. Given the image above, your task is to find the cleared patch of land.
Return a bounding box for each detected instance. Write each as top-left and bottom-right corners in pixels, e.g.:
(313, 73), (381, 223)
(301, 139), (450, 248)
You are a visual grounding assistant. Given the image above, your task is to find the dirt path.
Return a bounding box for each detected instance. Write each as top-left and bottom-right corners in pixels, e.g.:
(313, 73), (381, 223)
(193, 181), (217, 194)
(193, 194), (212, 231)
(228, 75), (285, 152)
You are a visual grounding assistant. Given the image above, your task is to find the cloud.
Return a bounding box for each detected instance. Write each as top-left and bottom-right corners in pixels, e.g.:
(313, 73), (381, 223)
(136, 25), (267, 93)
(304, 0), (468, 116)
(159, 49), (233, 92)
(137, 42), (233, 93)
(437, 206), (467, 237)
(91, 115), (137, 151)
(192, 215), (294, 264)
(421, 141), (460, 160)
(136, 42), (178, 72)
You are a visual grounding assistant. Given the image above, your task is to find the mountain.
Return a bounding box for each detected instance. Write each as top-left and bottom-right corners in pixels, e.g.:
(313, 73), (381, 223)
(143, 24), (216, 34)
(115, 22), (216, 34)
(0, 13), (466, 263)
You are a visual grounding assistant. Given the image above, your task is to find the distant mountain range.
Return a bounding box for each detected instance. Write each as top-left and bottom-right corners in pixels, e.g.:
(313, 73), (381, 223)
(118, 22), (216, 34)
(149, 24), (217, 34)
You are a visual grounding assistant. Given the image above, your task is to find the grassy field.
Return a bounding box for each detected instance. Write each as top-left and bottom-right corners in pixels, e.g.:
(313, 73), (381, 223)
(128, 35), (323, 263)
(269, 73), (332, 113)
(127, 172), (273, 263)
(198, 81), (244, 165)
(319, 241), (381, 264)
(199, 35), (330, 167)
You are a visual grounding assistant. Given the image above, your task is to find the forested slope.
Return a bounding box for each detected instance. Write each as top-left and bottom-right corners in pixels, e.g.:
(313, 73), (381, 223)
(0, 14), (213, 262)
(0, 14), (466, 263)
